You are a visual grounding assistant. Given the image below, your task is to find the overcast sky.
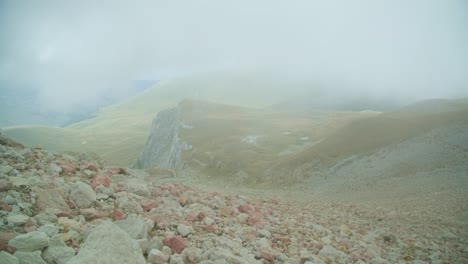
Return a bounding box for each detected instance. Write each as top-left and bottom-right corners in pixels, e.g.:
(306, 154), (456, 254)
(1, 0), (467, 112)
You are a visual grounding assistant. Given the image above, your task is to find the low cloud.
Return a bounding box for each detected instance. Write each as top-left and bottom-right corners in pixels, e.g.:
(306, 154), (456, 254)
(1, 0), (467, 112)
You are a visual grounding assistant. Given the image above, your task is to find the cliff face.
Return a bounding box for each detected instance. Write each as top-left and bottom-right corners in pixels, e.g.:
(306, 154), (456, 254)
(134, 108), (190, 169)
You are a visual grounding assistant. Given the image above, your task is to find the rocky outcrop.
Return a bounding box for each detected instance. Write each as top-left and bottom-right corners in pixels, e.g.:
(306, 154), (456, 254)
(134, 108), (191, 169)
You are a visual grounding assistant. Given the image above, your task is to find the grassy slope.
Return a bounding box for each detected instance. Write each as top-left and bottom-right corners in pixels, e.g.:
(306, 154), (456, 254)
(275, 98), (468, 172)
(2, 72), (297, 166)
(174, 100), (373, 183)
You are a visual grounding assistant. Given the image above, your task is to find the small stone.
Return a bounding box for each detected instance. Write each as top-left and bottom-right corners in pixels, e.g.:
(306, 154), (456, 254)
(0, 201), (12, 211)
(169, 254), (184, 264)
(163, 235), (187, 254)
(318, 245), (347, 258)
(147, 237), (164, 253)
(59, 164), (76, 175)
(80, 208), (108, 221)
(42, 237), (75, 264)
(182, 247), (203, 263)
(136, 239), (148, 254)
(7, 214), (30, 226)
(116, 197), (143, 214)
(34, 210), (58, 225)
(204, 217), (214, 225)
(148, 249), (169, 264)
(178, 196), (189, 207)
(3, 195), (16, 205)
(161, 246), (172, 256)
(0, 180), (13, 191)
(258, 229), (271, 238)
(340, 224), (352, 236)
(8, 231), (49, 252)
(69, 182), (96, 209)
(177, 224), (192, 237)
(90, 174), (111, 189)
(141, 199), (158, 211)
(382, 234), (397, 244)
(58, 217), (81, 232)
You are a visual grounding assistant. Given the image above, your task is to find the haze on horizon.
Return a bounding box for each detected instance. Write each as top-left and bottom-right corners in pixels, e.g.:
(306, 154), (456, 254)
(1, 0), (468, 114)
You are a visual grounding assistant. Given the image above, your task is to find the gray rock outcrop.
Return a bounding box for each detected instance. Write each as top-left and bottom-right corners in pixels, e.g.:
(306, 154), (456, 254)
(134, 108), (190, 169)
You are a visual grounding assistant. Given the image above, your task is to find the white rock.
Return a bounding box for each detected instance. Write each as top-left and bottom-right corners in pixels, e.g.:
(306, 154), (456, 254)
(148, 249), (169, 264)
(69, 182), (96, 208)
(67, 221), (145, 264)
(177, 224), (192, 237)
(147, 237), (164, 254)
(115, 214), (148, 239)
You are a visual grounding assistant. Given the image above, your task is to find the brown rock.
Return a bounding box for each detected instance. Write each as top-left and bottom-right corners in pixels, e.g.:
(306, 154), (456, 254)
(112, 209), (126, 221)
(60, 164), (76, 175)
(0, 201), (12, 211)
(0, 232), (17, 254)
(141, 199), (158, 211)
(0, 180), (13, 191)
(178, 196), (189, 207)
(80, 208), (109, 221)
(33, 186), (70, 213)
(163, 235), (187, 254)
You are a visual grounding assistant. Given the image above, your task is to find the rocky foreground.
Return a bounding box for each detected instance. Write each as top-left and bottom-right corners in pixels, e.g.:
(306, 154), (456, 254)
(0, 135), (467, 264)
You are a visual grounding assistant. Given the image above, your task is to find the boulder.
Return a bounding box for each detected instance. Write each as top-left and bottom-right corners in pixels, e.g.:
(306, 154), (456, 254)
(8, 231), (49, 252)
(42, 235), (75, 264)
(115, 214), (148, 239)
(0, 251), (19, 264)
(14, 251), (47, 264)
(66, 221), (145, 264)
(69, 182), (96, 209)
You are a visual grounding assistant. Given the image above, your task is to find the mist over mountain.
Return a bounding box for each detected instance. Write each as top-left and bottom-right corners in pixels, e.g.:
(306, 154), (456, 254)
(0, 80), (156, 127)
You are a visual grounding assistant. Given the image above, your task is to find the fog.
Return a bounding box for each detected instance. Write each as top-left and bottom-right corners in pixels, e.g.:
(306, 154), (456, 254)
(1, 0), (468, 113)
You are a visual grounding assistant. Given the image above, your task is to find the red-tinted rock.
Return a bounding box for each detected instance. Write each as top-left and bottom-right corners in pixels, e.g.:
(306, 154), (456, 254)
(204, 225), (216, 233)
(197, 212), (206, 221)
(237, 205), (254, 214)
(55, 211), (75, 218)
(163, 235), (187, 254)
(141, 199), (158, 211)
(185, 212), (197, 222)
(60, 164), (76, 175)
(156, 222), (166, 230)
(111, 209), (126, 221)
(90, 174), (111, 189)
(247, 215), (265, 228)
